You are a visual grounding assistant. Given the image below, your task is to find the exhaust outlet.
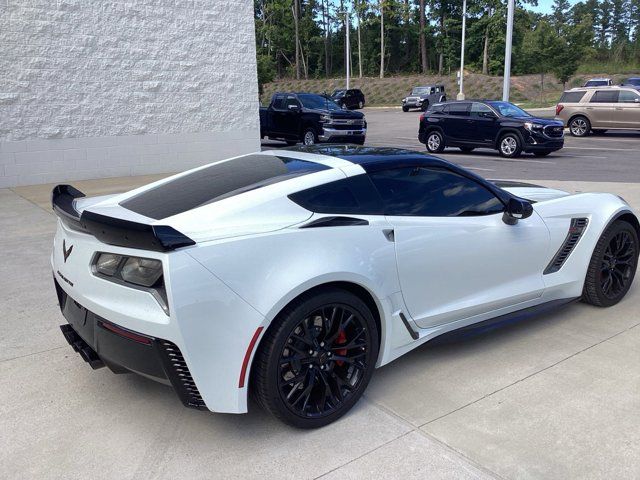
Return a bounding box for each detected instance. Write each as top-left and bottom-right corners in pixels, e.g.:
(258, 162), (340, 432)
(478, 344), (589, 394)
(59, 324), (105, 370)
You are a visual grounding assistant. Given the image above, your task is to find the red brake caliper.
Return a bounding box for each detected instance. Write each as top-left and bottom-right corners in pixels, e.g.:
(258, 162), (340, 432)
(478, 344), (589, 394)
(335, 330), (348, 366)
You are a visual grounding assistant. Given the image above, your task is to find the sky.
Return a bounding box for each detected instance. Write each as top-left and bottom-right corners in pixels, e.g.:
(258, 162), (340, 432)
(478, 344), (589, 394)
(528, 0), (579, 14)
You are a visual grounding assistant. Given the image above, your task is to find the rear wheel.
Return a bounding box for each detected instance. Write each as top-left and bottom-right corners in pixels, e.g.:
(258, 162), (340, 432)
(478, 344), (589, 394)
(426, 130), (445, 153)
(402, 106), (409, 112)
(498, 133), (522, 158)
(569, 116), (590, 137)
(252, 288), (379, 428)
(582, 220), (639, 307)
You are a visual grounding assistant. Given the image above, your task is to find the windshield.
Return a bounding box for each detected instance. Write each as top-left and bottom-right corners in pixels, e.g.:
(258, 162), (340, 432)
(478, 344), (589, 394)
(411, 87), (429, 95)
(298, 94), (343, 111)
(332, 90), (346, 97)
(488, 101), (531, 118)
(586, 80), (608, 86)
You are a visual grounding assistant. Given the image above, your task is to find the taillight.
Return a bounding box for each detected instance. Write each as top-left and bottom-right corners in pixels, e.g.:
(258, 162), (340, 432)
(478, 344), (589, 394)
(420, 113), (426, 121)
(555, 104), (564, 116)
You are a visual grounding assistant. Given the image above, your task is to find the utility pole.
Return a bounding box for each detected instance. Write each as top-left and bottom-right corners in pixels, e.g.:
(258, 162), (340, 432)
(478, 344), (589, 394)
(379, 0), (384, 78)
(502, 0), (515, 101)
(346, 11), (350, 89)
(457, 0), (467, 100)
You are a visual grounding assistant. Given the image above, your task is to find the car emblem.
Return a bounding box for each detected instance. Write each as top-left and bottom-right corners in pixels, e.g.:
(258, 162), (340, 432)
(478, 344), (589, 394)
(62, 239), (73, 263)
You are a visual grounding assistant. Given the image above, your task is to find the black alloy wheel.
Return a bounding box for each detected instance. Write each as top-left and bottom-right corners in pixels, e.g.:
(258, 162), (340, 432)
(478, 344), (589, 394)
(583, 220), (639, 307)
(252, 288), (378, 428)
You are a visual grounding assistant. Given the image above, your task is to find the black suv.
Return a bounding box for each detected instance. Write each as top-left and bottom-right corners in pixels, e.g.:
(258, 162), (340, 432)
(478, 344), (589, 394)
(331, 89), (366, 109)
(418, 100), (565, 157)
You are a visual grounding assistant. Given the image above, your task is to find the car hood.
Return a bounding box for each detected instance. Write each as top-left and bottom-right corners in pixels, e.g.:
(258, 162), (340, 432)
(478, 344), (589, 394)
(305, 108), (364, 119)
(512, 116), (563, 126)
(491, 180), (570, 202)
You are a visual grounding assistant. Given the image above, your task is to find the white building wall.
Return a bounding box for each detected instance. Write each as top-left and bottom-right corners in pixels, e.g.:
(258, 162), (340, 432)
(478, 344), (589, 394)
(0, 0), (260, 187)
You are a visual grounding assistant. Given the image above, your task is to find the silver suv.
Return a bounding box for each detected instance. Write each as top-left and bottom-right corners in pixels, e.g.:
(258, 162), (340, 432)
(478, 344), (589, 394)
(555, 87), (640, 137)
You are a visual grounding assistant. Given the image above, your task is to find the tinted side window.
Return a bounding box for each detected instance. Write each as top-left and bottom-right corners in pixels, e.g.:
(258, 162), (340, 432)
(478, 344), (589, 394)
(369, 167), (504, 217)
(272, 95), (285, 109)
(285, 95), (299, 108)
(289, 175), (384, 215)
(559, 91), (586, 103)
(470, 102), (494, 117)
(590, 90), (619, 103)
(448, 103), (470, 116)
(619, 90), (640, 103)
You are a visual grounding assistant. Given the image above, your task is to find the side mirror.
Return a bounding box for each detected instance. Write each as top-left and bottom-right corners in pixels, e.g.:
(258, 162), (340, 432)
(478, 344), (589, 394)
(288, 104), (300, 111)
(480, 111), (496, 119)
(503, 198), (533, 225)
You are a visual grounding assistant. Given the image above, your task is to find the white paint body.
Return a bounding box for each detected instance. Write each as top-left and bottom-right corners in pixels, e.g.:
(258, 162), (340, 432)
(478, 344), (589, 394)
(51, 149), (635, 414)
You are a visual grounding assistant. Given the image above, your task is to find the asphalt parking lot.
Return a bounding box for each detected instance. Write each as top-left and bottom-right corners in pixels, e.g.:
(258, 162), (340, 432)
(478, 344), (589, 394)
(3, 110), (640, 479)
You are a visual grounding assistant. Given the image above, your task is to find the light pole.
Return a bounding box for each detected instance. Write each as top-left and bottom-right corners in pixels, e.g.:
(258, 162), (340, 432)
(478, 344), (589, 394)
(457, 0), (467, 100)
(502, 0), (515, 101)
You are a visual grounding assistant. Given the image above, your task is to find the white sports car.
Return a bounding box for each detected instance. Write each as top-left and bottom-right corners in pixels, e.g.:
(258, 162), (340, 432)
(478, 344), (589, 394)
(52, 146), (639, 428)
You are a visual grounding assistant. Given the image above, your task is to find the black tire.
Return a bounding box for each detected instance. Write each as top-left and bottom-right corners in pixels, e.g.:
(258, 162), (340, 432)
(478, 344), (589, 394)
(498, 132), (522, 158)
(459, 147), (474, 153)
(302, 128), (317, 146)
(533, 150), (552, 157)
(425, 130), (445, 153)
(582, 220), (639, 307)
(402, 106), (409, 112)
(252, 287), (379, 428)
(569, 116), (591, 137)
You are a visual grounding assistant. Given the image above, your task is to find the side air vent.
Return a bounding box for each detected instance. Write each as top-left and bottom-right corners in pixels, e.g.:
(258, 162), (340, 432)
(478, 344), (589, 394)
(157, 340), (207, 409)
(544, 218), (589, 274)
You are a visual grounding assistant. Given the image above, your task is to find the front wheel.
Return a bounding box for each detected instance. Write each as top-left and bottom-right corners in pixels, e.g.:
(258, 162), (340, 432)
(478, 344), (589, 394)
(498, 133), (522, 158)
(252, 288), (379, 428)
(303, 128), (317, 146)
(569, 116), (591, 137)
(402, 106), (409, 112)
(425, 130), (445, 153)
(582, 220), (639, 307)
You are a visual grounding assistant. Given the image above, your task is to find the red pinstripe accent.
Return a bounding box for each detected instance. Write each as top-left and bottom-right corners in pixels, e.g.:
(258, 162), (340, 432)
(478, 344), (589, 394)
(239, 326), (264, 388)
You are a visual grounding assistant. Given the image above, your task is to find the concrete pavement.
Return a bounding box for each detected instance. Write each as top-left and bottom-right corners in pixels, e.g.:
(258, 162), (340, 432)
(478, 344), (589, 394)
(2, 177), (640, 479)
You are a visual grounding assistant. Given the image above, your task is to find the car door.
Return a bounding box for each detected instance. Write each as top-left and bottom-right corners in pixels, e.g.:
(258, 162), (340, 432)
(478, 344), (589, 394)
(443, 102), (471, 143)
(616, 89), (640, 128)
(368, 166), (550, 328)
(469, 102), (498, 145)
(588, 90), (618, 128)
(282, 95), (302, 139)
(270, 95), (289, 136)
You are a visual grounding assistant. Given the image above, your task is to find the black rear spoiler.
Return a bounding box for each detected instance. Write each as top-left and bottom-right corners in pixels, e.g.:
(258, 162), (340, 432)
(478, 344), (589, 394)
(51, 185), (195, 252)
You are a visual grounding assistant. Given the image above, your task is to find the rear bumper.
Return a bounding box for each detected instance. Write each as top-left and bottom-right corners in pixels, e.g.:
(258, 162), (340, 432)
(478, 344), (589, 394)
(55, 278), (206, 409)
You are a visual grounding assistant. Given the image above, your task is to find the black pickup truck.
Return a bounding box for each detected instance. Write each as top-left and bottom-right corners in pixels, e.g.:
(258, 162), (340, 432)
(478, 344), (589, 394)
(260, 92), (366, 146)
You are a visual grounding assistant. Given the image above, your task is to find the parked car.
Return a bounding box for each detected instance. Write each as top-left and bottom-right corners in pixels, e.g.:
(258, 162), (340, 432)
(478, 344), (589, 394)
(52, 146), (639, 427)
(402, 85), (446, 112)
(418, 100), (564, 157)
(331, 88), (365, 109)
(621, 77), (640, 88)
(583, 78), (613, 87)
(555, 86), (640, 137)
(260, 92), (366, 146)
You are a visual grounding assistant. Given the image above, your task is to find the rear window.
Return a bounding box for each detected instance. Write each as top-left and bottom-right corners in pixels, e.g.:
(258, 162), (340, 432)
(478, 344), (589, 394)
(590, 90), (619, 103)
(559, 91), (586, 103)
(120, 154), (329, 220)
